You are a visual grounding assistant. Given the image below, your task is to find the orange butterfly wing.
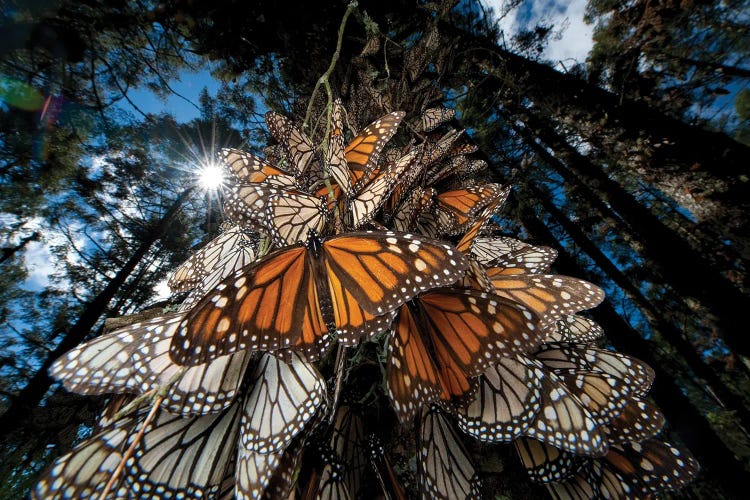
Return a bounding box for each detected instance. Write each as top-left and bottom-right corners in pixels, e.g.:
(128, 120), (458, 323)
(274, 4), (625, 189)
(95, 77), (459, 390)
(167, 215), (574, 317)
(419, 289), (542, 387)
(220, 148), (298, 188)
(435, 184), (504, 234)
(171, 245), (327, 365)
(387, 304), (450, 421)
(322, 231), (468, 316)
(387, 289), (542, 422)
(345, 112), (405, 190)
(455, 186), (511, 253)
(488, 274), (605, 329)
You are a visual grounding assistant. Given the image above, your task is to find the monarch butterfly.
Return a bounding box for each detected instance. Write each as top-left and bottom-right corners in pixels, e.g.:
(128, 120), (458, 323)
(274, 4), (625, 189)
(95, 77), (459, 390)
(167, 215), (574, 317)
(325, 99), (352, 196)
(423, 146), (480, 187)
(515, 437), (581, 483)
(236, 446), (282, 500)
(414, 206), (442, 239)
(535, 343), (655, 398)
(434, 184), (505, 235)
(220, 148), (299, 189)
(263, 189), (331, 246)
(240, 352), (326, 454)
(455, 355), (543, 442)
(49, 313), (252, 416)
(469, 236), (531, 265)
(550, 439), (700, 499)
(455, 186), (512, 254)
(35, 403), (240, 499)
(170, 230), (468, 366)
(420, 129), (463, 168)
(519, 358), (607, 456)
(386, 288), (541, 422)
(391, 186), (435, 233)
(419, 107), (455, 132)
(42, 351), (324, 498)
(170, 224), (258, 312)
(341, 110), (406, 195)
(328, 405), (368, 498)
(168, 223), (256, 294)
(545, 471), (596, 500)
(419, 406), (481, 500)
(487, 274), (605, 330)
(464, 159), (487, 175)
(223, 183), (288, 229)
(404, 44), (427, 81)
(266, 111), (316, 174)
(605, 397), (664, 445)
(262, 427), (309, 499)
(446, 141), (479, 157)
(262, 144), (286, 165)
(543, 315), (604, 343)
(301, 447), (352, 500)
(423, 155), (467, 187)
(551, 369), (633, 427)
(484, 244), (558, 275)
(367, 435), (408, 500)
(231, 141), (416, 246)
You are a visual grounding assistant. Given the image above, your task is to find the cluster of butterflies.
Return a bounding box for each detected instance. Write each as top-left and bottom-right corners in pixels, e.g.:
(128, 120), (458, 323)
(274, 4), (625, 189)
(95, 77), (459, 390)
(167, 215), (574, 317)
(35, 103), (698, 499)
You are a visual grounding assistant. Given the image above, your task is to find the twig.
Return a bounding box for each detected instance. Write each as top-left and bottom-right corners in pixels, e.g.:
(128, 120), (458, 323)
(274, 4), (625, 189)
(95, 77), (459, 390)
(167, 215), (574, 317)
(328, 345), (349, 424)
(99, 395), (164, 500)
(303, 2), (358, 130)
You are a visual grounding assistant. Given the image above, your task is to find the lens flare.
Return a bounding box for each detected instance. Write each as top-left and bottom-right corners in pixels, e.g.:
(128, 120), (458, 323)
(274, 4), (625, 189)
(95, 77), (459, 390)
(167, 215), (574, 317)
(197, 162), (225, 191)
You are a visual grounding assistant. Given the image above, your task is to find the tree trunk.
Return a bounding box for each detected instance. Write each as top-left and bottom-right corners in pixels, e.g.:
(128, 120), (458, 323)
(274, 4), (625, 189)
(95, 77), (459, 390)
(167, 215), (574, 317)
(0, 187), (194, 437)
(513, 197), (750, 497)
(522, 178), (750, 431)
(444, 20), (750, 255)
(498, 104), (750, 356)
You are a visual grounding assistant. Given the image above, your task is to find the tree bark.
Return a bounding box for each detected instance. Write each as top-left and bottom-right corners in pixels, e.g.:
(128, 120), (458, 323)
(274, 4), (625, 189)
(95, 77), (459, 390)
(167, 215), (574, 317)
(444, 20), (750, 258)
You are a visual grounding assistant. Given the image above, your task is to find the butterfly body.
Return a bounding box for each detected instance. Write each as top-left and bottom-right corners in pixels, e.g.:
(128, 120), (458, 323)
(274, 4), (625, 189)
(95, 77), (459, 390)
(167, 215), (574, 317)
(171, 231), (468, 365)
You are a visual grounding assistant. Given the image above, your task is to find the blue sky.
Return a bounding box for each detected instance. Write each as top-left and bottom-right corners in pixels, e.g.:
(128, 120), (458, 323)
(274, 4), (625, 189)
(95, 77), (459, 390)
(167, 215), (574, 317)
(119, 65), (223, 123)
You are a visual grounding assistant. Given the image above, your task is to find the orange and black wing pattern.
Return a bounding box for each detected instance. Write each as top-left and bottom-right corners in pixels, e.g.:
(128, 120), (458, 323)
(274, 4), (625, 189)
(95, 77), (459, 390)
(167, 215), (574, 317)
(386, 289), (541, 422)
(322, 231), (468, 317)
(345, 112), (405, 190)
(488, 274), (605, 329)
(435, 184), (505, 235)
(220, 148), (298, 188)
(171, 244), (327, 365)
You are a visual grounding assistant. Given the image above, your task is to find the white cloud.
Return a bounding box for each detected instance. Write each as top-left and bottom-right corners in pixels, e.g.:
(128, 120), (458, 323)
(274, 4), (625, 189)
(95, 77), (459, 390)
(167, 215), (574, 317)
(483, 0), (594, 67)
(23, 239), (58, 289)
(2, 216), (85, 291)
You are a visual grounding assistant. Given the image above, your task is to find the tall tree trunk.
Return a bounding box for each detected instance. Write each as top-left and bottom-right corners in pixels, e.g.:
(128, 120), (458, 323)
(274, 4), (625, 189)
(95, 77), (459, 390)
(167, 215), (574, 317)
(0, 187), (194, 437)
(444, 20), (750, 254)
(512, 195), (750, 496)
(497, 104), (750, 356)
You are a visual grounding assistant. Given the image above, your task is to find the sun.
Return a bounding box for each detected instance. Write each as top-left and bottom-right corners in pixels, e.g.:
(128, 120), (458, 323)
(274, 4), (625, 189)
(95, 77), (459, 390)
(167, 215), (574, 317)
(196, 161), (225, 191)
